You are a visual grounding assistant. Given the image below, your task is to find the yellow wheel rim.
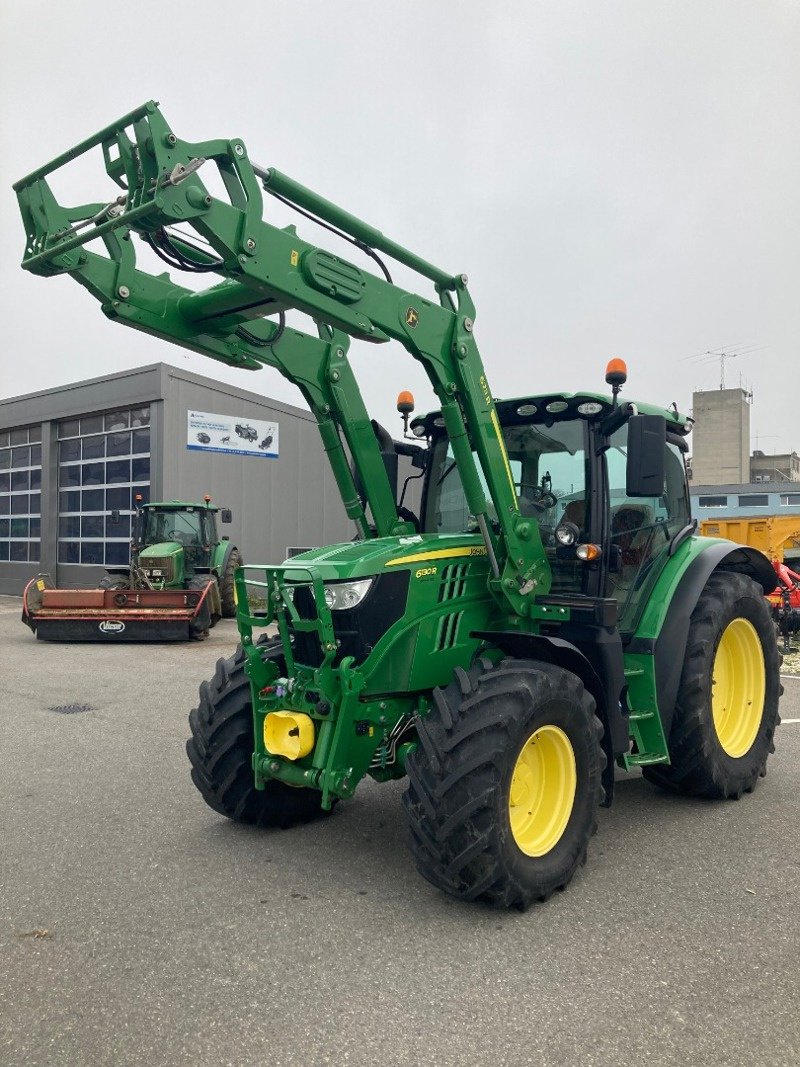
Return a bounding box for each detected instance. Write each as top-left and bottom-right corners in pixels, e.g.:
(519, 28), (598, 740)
(508, 725), (577, 857)
(712, 618), (766, 758)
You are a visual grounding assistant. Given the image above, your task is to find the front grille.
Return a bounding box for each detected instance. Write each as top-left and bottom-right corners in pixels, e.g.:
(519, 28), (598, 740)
(290, 571), (410, 668)
(141, 556), (175, 581)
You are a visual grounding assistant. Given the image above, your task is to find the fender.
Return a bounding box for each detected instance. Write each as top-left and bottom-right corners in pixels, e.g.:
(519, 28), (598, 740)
(472, 628), (626, 806)
(215, 540), (239, 577)
(627, 539), (776, 736)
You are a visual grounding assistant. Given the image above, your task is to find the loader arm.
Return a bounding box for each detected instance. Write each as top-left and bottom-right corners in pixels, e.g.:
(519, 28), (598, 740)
(14, 100), (551, 611)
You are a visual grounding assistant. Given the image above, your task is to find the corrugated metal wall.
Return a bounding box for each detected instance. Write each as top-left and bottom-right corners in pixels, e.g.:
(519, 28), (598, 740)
(161, 366), (354, 565)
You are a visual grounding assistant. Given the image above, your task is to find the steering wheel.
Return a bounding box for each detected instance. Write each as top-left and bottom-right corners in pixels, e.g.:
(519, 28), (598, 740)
(518, 483), (558, 513)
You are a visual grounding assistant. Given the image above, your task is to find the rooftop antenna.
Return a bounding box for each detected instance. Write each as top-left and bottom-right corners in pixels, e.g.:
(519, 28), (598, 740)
(752, 433), (778, 452)
(716, 350), (735, 389)
(681, 344), (765, 390)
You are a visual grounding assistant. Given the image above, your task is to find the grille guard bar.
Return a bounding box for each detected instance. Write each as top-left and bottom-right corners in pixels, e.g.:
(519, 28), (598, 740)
(235, 563), (340, 683)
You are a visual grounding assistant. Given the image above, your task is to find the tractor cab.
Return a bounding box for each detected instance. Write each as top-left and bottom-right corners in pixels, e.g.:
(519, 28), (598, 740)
(414, 374), (694, 637)
(135, 502), (223, 585)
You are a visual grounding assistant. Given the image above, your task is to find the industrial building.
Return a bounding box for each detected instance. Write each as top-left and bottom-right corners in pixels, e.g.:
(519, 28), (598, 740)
(750, 450), (800, 484)
(0, 363), (356, 595)
(688, 384), (800, 535)
(690, 387), (751, 484)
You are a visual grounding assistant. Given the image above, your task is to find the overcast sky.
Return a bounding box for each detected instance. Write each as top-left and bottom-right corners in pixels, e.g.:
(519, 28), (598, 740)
(1, 1), (798, 455)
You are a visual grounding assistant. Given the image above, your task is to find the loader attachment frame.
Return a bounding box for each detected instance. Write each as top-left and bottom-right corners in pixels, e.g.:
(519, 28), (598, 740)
(14, 101), (550, 613)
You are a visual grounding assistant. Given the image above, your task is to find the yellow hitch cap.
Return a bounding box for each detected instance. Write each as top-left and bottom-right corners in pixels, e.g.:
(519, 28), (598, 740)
(264, 711), (315, 761)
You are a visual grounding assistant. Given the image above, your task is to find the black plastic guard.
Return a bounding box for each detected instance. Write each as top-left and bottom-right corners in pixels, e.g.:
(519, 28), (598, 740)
(33, 618), (195, 642)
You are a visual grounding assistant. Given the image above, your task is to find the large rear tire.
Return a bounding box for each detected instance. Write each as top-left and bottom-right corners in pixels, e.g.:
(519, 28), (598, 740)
(187, 640), (330, 827)
(643, 571), (782, 798)
(403, 657), (605, 909)
(219, 548), (242, 618)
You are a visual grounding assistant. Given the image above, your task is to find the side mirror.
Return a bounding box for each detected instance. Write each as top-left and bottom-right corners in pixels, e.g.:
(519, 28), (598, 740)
(220, 509), (233, 524)
(110, 509), (121, 524)
(626, 414), (665, 497)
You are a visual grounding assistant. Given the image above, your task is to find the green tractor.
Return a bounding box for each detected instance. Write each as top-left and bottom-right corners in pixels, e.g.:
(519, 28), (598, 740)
(15, 103), (782, 908)
(101, 498), (241, 620)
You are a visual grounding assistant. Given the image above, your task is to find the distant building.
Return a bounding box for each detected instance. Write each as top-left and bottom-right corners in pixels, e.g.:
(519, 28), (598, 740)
(750, 450), (800, 483)
(690, 388), (751, 484)
(0, 363), (357, 596)
(691, 481), (800, 521)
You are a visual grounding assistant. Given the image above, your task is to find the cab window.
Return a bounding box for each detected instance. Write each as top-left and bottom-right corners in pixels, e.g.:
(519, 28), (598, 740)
(143, 508), (204, 547)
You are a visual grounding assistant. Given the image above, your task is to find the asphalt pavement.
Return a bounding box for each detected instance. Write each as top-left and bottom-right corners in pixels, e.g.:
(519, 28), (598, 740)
(1, 594), (798, 1066)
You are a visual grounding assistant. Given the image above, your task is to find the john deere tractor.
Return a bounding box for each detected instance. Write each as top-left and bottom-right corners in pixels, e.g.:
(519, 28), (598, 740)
(15, 103), (781, 908)
(101, 499), (241, 620)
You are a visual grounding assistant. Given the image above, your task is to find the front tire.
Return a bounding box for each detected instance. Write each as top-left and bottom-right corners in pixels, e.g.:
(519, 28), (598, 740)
(643, 571), (782, 798)
(403, 658), (605, 909)
(187, 640), (330, 827)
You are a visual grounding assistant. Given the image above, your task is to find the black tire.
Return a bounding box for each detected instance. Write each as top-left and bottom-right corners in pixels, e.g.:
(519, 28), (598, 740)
(402, 657), (606, 909)
(187, 639), (331, 827)
(219, 548), (241, 618)
(643, 571), (782, 799)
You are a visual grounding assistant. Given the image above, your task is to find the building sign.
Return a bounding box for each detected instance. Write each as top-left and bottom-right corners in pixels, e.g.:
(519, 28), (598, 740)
(187, 411), (279, 458)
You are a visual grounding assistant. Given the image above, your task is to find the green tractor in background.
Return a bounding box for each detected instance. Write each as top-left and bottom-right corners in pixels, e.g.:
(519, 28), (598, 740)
(101, 499), (242, 621)
(15, 103), (782, 907)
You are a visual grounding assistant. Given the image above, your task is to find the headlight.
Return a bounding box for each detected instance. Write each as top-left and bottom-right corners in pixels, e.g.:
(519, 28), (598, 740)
(555, 522), (580, 546)
(323, 578), (373, 611)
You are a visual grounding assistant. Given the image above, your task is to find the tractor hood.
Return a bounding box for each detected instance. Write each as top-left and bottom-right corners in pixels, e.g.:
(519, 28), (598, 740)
(283, 533), (488, 581)
(140, 542), (184, 560)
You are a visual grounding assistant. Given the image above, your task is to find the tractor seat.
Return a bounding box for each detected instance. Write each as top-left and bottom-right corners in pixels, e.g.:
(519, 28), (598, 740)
(611, 504), (654, 568)
(561, 499), (586, 532)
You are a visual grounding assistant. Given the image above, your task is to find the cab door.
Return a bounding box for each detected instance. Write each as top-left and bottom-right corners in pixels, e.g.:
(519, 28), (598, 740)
(604, 424), (692, 635)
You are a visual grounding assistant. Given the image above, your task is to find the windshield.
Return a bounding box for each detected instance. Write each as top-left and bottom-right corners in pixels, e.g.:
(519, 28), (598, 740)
(424, 420), (588, 592)
(424, 421), (586, 535)
(142, 508), (205, 548)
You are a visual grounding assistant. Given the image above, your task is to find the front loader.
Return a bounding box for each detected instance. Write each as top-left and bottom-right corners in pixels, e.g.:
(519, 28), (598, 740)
(14, 103), (782, 907)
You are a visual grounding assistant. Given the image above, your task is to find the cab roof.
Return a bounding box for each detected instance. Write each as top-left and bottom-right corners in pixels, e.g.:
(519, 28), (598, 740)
(411, 391), (692, 438)
(142, 501), (219, 512)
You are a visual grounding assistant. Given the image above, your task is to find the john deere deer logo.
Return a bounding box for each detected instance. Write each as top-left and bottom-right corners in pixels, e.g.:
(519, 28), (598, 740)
(405, 307), (419, 328)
